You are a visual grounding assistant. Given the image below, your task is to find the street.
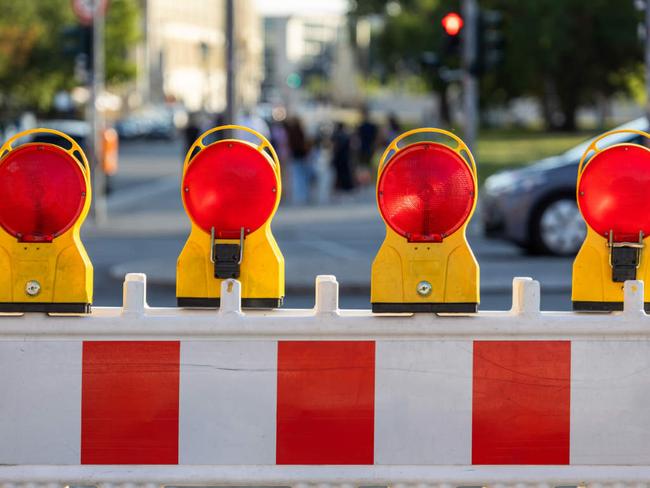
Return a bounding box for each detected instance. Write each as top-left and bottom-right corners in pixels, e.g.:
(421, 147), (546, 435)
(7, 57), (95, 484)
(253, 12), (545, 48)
(84, 138), (575, 311)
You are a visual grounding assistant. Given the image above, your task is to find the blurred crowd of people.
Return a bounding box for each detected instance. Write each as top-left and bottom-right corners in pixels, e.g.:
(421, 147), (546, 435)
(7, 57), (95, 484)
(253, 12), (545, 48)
(184, 106), (402, 206)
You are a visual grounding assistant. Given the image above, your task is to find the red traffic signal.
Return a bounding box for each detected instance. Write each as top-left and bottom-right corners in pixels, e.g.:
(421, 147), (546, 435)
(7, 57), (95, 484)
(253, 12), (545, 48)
(441, 12), (464, 36)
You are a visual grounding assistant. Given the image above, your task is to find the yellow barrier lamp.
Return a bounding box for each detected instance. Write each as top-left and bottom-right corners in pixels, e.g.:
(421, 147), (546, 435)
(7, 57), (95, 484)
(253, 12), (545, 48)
(371, 128), (479, 313)
(572, 129), (650, 312)
(0, 129), (93, 313)
(177, 125), (284, 308)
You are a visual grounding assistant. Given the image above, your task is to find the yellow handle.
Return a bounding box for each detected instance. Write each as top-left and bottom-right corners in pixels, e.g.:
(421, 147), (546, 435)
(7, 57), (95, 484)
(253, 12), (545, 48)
(0, 128), (91, 176)
(378, 127), (477, 176)
(184, 124), (281, 179)
(578, 129), (650, 175)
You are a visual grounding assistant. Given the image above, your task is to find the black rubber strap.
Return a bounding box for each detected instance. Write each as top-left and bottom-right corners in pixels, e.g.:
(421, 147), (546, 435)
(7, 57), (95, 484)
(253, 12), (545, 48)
(177, 297), (283, 309)
(372, 302), (478, 313)
(0, 302), (91, 313)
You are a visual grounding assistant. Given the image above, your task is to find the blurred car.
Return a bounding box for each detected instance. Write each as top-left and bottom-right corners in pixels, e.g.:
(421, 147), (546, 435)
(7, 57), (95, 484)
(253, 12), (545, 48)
(116, 106), (177, 140)
(482, 117), (648, 256)
(32, 119), (90, 151)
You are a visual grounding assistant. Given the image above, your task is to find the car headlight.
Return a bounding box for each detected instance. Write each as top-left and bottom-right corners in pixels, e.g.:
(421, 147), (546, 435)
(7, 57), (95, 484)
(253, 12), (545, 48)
(484, 172), (546, 194)
(518, 174), (546, 191)
(484, 172), (517, 193)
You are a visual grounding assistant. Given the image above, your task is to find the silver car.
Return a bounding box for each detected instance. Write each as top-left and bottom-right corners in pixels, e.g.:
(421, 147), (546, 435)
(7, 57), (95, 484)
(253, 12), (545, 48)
(482, 117), (648, 256)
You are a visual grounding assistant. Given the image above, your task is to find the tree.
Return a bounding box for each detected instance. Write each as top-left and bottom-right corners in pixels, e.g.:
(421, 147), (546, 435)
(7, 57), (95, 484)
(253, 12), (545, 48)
(105, 0), (141, 84)
(481, 0), (642, 130)
(0, 1), (74, 117)
(0, 0), (140, 119)
(349, 0), (643, 131)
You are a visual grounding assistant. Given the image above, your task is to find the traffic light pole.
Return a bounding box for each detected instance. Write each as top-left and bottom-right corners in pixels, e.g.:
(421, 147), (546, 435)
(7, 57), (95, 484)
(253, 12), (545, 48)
(89, 0), (107, 225)
(461, 0), (478, 153)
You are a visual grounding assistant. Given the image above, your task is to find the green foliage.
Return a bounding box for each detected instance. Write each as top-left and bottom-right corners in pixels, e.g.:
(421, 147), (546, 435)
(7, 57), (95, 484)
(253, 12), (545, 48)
(350, 0), (644, 131)
(481, 0), (642, 130)
(0, 0), (140, 117)
(0, 0), (74, 114)
(105, 0), (141, 84)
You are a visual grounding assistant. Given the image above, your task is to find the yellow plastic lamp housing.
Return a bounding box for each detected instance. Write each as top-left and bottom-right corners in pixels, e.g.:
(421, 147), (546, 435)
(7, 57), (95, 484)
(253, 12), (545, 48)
(0, 128), (93, 313)
(371, 128), (479, 313)
(572, 129), (650, 312)
(176, 125), (284, 308)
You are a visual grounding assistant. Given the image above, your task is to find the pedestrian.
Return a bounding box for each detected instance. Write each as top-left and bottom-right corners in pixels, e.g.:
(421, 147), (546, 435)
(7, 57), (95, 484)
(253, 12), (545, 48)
(355, 105), (378, 186)
(285, 116), (312, 205)
(235, 107), (270, 143)
(269, 109), (291, 203)
(184, 112), (201, 156)
(312, 124), (334, 205)
(331, 122), (355, 195)
(384, 112), (401, 145)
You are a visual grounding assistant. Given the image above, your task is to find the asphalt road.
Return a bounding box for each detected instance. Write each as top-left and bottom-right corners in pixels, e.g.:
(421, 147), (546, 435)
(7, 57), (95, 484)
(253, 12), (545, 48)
(85, 138), (575, 311)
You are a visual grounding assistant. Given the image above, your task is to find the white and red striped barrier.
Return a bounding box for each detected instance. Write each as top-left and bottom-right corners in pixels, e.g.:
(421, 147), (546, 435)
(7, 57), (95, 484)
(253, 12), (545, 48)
(2, 274), (650, 483)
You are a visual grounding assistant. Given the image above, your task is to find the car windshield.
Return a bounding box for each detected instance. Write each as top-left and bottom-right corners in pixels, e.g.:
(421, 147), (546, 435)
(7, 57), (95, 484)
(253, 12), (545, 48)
(563, 116), (648, 160)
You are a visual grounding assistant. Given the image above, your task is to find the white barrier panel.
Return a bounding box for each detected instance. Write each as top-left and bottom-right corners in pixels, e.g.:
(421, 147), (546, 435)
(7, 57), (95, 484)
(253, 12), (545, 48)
(2, 275), (650, 478)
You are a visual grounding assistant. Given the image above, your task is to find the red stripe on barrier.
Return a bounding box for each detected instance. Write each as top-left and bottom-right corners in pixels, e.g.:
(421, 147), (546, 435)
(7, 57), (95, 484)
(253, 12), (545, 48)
(276, 341), (375, 464)
(81, 341), (180, 464)
(472, 341), (571, 465)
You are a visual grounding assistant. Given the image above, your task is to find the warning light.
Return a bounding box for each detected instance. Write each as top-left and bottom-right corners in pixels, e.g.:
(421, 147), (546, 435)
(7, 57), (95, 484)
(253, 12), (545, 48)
(442, 12), (463, 36)
(371, 128), (479, 313)
(0, 128), (93, 313)
(573, 129), (650, 312)
(378, 143), (474, 242)
(177, 125), (284, 308)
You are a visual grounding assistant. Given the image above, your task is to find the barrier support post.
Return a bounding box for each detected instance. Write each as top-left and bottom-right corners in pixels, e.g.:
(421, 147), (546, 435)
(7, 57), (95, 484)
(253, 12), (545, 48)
(510, 277), (541, 316)
(314, 275), (340, 315)
(121, 273), (148, 316)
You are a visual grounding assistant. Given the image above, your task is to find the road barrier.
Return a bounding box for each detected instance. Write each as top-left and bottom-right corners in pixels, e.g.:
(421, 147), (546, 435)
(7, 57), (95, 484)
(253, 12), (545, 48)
(3, 126), (650, 484)
(2, 274), (650, 484)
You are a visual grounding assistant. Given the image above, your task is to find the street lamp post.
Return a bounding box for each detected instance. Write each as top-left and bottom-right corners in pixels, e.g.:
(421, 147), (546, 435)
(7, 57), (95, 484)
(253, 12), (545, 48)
(461, 0), (478, 154)
(89, 0), (107, 225)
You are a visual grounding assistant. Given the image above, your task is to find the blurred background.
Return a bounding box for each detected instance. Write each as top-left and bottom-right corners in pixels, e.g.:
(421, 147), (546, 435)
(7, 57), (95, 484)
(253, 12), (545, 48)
(1, 0), (648, 310)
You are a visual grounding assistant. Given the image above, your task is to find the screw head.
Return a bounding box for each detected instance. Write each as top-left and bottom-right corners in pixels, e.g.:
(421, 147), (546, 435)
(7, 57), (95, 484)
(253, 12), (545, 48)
(25, 280), (41, 297)
(416, 280), (432, 297)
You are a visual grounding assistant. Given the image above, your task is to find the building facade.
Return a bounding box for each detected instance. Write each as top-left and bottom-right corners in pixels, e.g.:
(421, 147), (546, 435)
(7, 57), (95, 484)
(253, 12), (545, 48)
(262, 14), (354, 104)
(138, 0), (263, 113)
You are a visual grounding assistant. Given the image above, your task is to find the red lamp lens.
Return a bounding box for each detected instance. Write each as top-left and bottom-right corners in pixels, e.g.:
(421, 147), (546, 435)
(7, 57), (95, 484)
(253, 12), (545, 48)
(378, 142), (475, 242)
(578, 144), (650, 242)
(0, 144), (87, 242)
(442, 12), (464, 36)
(182, 141), (278, 238)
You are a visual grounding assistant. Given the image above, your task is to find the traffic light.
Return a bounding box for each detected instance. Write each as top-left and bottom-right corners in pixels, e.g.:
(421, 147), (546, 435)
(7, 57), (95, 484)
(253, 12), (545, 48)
(441, 12), (464, 36)
(440, 11), (463, 61)
(177, 125), (284, 308)
(61, 25), (92, 57)
(0, 129), (93, 313)
(475, 9), (505, 76)
(61, 24), (92, 77)
(572, 129), (650, 311)
(371, 128), (479, 313)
